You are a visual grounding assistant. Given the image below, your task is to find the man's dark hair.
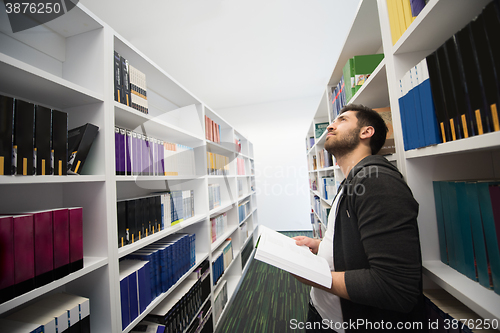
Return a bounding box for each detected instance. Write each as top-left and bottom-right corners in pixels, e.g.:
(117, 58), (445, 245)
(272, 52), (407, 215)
(339, 103), (388, 155)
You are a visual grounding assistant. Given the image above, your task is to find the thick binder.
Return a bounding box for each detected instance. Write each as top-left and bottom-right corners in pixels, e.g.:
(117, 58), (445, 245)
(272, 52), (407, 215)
(32, 210), (54, 288)
(68, 207), (84, 273)
(67, 123), (99, 174)
(13, 214), (35, 296)
(117, 200), (128, 248)
(0, 95), (14, 175)
(34, 105), (52, 175)
(0, 215), (15, 303)
(52, 208), (70, 280)
(52, 110), (68, 176)
(13, 99), (35, 176)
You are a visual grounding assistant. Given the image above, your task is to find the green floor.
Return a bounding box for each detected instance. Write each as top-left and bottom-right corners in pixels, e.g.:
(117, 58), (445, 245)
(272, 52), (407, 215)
(215, 231), (314, 333)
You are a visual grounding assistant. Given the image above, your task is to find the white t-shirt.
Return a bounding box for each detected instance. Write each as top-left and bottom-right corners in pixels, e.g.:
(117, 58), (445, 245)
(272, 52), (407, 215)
(310, 188), (344, 332)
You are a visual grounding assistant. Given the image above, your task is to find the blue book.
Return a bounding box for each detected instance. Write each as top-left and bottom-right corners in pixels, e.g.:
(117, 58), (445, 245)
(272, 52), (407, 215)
(454, 182), (476, 280)
(119, 272), (130, 330)
(409, 67), (426, 148)
(127, 251), (157, 299)
(446, 182), (467, 276)
(432, 181), (448, 264)
(439, 182), (457, 270)
(138, 261), (152, 313)
(128, 270), (139, 322)
(465, 182), (490, 288)
(477, 182), (500, 294)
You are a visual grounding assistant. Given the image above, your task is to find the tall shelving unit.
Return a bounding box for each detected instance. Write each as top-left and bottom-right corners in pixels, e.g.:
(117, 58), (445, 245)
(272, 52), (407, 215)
(0, 2), (258, 332)
(306, 0), (500, 325)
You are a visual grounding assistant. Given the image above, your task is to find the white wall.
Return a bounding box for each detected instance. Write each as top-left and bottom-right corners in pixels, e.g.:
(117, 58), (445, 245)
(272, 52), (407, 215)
(218, 96), (320, 231)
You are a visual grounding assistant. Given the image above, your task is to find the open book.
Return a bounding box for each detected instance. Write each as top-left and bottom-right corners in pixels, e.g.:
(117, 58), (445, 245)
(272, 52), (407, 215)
(254, 226), (332, 288)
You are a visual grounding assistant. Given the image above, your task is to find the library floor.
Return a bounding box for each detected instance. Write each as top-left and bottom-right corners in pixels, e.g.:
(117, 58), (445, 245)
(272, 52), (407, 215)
(215, 232), (313, 333)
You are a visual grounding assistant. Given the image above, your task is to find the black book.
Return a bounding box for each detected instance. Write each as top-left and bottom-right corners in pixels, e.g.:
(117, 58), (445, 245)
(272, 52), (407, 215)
(117, 200), (127, 248)
(470, 14), (497, 133)
(444, 36), (473, 138)
(34, 105), (52, 175)
(67, 123), (99, 174)
(0, 95), (14, 175)
(52, 110), (68, 175)
(120, 55), (131, 107)
(481, 2), (500, 132)
(436, 44), (462, 140)
(13, 99), (35, 175)
(155, 195), (161, 232)
(114, 51), (122, 103)
(426, 52), (452, 143)
(128, 199), (139, 244)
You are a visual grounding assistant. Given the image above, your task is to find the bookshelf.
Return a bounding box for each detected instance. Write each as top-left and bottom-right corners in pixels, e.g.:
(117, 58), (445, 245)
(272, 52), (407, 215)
(306, 0), (500, 325)
(0, 2), (258, 332)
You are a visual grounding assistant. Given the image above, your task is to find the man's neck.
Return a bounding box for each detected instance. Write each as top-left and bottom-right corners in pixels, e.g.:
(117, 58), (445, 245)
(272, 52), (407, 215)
(336, 150), (371, 178)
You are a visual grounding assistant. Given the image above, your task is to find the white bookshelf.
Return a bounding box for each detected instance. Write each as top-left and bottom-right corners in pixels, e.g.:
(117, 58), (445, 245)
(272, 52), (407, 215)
(0, 2), (258, 332)
(306, 0), (500, 325)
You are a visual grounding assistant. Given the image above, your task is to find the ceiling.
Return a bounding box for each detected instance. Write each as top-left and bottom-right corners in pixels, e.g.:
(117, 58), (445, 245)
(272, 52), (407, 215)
(80, 0), (361, 111)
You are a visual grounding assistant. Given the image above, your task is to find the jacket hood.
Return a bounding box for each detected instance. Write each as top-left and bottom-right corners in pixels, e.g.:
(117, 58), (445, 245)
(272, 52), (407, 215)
(346, 155), (402, 182)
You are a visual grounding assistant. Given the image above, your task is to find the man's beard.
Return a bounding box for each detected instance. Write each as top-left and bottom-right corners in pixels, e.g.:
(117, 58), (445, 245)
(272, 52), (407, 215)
(324, 126), (361, 158)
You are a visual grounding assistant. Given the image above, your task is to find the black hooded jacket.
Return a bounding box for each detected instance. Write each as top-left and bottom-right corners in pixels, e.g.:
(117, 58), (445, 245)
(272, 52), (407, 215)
(334, 155), (426, 331)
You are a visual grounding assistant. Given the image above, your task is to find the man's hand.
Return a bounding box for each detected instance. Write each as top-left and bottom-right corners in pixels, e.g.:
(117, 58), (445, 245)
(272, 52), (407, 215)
(292, 236), (321, 254)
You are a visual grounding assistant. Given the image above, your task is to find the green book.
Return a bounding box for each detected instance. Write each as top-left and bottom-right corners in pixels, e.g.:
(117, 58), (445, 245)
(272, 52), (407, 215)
(342, 58), (355, 103)
(314, 122), (329, 139)
(352, 54), (385, 94)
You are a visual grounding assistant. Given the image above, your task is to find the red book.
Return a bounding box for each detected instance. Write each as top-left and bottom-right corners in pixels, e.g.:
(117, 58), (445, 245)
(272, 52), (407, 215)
(0, 215), (15, 303)
(13, 214), (35, 296)
(68, 207), (84, 273)
(32, 210), (54, 287)
(52, 208), (70, 280)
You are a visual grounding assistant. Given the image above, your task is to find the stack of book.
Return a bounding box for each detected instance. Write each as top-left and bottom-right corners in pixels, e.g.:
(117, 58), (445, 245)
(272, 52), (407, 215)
(145, 272), (204, 333)
(210, 212), (227, 243)
(236, 157), (245, 175)
(115, 126), (196, 177)
(119, 260), (152, 330)
(238, 200), (251, 223)
(117, 191), (195, 248)
(0, 94), (70, 176)
(387, 0), (427, 45)
(0, 208), (83, 303)
(433, 181), (500, 295)
(342, 54), (385, 103)
(205, 115), (220, 144)
(114, 51), (148, 114)
(425, 2), (500, 145)
(1, 293), (90, 333)
(208, 184), (221, 210)
(206, 152), (229, 176)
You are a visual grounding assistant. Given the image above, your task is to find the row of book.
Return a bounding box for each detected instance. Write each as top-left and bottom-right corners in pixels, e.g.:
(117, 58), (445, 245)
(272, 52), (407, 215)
(312, 196), (330, 227)
(212, 239), (234, 287)
(424, 2), (500, 146)
(0, 94), (98, 176)
(0, 207), (83, 304)
(399, 59), (441, 150)
(330, 75), (347, 121)
(126, 233), (196, 304)
(387, 0), (427, 46)
(114, 51), (149, 114)
(310, 210), (325, 240)
(316, 148), (335, 170)
(0, 292), (90, 333)
(342, 53), (385, 103)
(320, 176), (339, 201)
(433, 181), (500, 295)
(309, 172), (318, 191)
(208, 184), (222, 211)
(117, 191), (195, 248)
(306, 136), (315, 152)
(424, 289), (494, 333)
(213, 280), (228, 325)
(210, 212), (228, 244)
(235, 138), (241, 153)
(115, 126), (196, 177)
(205, 115), (221, 144)
(207, 151), (229, 176)
(236, 157), (246, 175)
(238, 200), (251, 223)
(241, 235), (254, 271)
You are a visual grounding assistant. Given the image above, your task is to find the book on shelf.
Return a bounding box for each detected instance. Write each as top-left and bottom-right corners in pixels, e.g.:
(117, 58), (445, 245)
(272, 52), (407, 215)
(374, 107), (396, 155)
(121, 55), (131, 107)
(213, 280), (228, 325)
(0, 95), (14, 175)
(211, 212), (227, 243)
(205, 115), (221, 144)
(433, 180), (500, 295)
(129, 64), (148, 114)
(314, 122), (329, 139)
(342, 54), (384, 104)
(114, 51), (148, 113)
(13, 99), (35, 176)
(34, 105), (51, 176)
(255, 226), (332, 288)
(114, 50), (123, 104)
(67, 123), (99, 174)
(330, 75), (346, 120)
(52, 109), (68, 176)
(387, 0), (426, 45)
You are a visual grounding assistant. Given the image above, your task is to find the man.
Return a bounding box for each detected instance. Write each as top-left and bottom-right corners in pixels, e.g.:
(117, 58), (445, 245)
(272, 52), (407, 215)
(294, 104), (425, 332)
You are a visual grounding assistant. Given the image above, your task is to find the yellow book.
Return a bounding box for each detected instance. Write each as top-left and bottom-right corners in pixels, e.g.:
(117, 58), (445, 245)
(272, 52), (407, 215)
(387, 0), (401, 45)
(401, 0), (414, 30)
(395, 0), (407, 39)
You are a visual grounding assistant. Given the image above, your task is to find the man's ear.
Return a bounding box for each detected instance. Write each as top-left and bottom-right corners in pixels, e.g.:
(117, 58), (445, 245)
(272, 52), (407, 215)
(359, 126), (375, 140)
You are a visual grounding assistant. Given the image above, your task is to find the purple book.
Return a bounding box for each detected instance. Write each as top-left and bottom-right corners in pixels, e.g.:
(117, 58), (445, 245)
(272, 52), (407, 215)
(13, 214), (35, 296)
(32, 210), (54, 287)
(158, 140), (165, 176)
(142, 134), (148, 176)
(126, 130), (132, 176)
(133, 131), (140, 176)
(119, 128), (126, 175)
(115, 127), (120, 175)
(0, 215), (15, 302)
(68, 207), (84, 273)
(410, 0), (426, 17)
(52, 208), (70, 280)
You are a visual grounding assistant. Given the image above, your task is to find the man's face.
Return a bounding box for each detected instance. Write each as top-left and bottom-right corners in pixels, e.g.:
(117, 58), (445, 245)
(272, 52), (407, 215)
(324, 111), (361, 157)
